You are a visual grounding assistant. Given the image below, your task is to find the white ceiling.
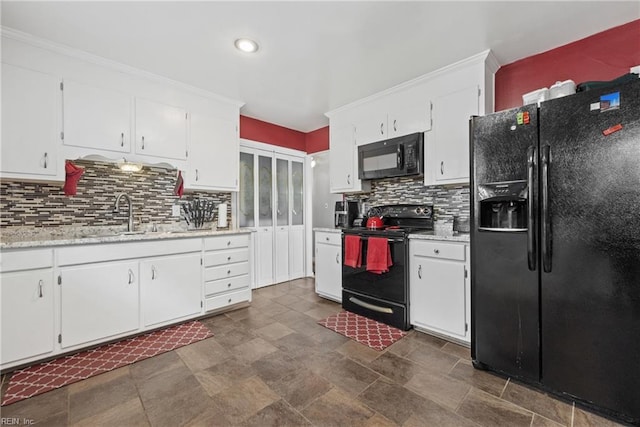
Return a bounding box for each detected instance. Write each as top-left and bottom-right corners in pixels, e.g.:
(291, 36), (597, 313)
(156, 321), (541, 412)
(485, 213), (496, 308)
(2, 1), (638, 132)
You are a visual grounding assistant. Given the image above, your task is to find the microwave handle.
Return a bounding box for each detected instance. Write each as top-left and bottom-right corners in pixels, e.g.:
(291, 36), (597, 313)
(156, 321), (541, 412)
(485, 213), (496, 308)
(397, 145), (404, 169)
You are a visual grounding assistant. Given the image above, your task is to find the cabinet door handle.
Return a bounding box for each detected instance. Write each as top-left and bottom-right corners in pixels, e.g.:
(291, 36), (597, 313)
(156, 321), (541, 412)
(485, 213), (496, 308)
(195, 169), (199, 181)
(347, 174), (351, 185)
(121, 132), (124, 147)
(141, 136), (145, 149)
(434, 249), (440, 254)
(393, 119), (397, 132)
(380, 122), (384, 135)
(151, 266), (157, 280)
(440, 161), (444, 175)
(128, 269), (134, 284)
(418, 265), (422, 279)
(43, 152), (48, 169)
(38, 280), (44, 298)
(336, 253), (340, 264)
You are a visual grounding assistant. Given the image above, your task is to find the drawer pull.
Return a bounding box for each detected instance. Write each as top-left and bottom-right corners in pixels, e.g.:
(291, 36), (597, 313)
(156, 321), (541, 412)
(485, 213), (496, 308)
(418, 265), (422, 279)
(38, 280), (44, 298)
(227, 283), (231, 288)
(227, 270), (231, 275)
(433, 249), (440, 254)
(228, 298), (232, 303)
(326, 237), (330, 241)
(227, 241), (231, 246)
(151, 266), (157, 280)
(227, 256), (232, 261)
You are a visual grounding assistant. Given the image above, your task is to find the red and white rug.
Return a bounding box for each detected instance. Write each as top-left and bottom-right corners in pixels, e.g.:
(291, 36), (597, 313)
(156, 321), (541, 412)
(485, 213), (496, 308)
(2, 321), (213, 406)
(317, 310), (407, 351)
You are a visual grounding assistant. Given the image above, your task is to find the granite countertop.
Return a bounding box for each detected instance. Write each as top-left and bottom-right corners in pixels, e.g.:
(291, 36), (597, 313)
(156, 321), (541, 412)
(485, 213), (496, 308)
(0, 225), (252, 250)
(408, 231), (470, 243)
(313, 227), (342, 233)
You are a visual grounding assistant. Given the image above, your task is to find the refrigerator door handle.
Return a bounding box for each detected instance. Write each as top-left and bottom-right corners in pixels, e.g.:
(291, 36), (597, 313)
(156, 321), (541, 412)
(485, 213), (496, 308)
(527, 145), (537, 271)
(541, 145), (552, 273)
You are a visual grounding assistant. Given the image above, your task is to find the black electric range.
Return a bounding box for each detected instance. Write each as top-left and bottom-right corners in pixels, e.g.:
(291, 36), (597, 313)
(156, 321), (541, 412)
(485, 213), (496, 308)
(341, 204), (433, 330)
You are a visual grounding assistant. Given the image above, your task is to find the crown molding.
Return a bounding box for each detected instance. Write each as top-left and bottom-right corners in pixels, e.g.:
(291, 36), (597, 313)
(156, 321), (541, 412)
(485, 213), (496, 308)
(1, 26), (245, 109)
(326, 49), (502, 118)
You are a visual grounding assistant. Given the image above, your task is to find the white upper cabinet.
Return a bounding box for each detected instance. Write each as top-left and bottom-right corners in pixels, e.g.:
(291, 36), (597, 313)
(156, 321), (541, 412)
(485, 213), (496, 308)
(387, 87), (432, 138)
(185, 110), (239, 191)
(329, 124), (370, 193)
(354, 103), (389, 146)
(352, 86), (432, 147)
(1, 63), (62, 181)
(135, 97), (188, 160)
(62, 80), (132, 153)
(429, 85), (479, 183)
(424, 51), (499, 185)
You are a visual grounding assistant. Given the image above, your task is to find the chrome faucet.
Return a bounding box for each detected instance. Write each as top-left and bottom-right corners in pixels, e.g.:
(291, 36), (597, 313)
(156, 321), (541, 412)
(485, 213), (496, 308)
(113, 193), (134, 232)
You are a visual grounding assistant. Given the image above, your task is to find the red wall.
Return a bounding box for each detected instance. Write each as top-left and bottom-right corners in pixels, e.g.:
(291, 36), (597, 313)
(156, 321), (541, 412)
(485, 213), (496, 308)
(239, 115), (306, 152)
(495, 19), (640, 111)
(305, 126), (330, 154)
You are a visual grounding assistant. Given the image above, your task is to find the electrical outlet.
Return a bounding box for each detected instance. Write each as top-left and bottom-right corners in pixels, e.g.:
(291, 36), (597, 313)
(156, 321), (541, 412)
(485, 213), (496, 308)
(172, 205), (181, 217)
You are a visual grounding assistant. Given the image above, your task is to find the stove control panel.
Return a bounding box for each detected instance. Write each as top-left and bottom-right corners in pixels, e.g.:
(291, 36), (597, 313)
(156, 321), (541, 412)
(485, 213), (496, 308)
(369, 204), (433, 219)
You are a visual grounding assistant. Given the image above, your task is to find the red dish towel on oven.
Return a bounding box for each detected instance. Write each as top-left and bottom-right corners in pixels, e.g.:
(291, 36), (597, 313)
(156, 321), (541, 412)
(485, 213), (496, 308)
(366, 237), (393, 274)
(344, 235), (362, 268)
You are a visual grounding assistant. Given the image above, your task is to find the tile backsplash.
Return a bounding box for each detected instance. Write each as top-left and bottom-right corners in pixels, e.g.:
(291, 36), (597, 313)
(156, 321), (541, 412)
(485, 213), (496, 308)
(0, 160), (231, 229)
(345, 176), (469, 222)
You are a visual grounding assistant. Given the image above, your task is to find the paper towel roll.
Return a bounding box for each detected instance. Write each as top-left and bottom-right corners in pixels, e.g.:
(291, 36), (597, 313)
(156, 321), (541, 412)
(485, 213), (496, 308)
(217, 203), (228, 228)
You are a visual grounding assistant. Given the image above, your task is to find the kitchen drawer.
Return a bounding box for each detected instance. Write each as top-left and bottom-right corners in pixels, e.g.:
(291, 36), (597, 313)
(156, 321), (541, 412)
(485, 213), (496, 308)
(204, 261), (249, 282)
(316, 231), (341, 246)
(204, 248), (249, 267)
(205, 274), (249, 297)
(205, 288), (251, 312)
(204, 234), (249, 251)
(411, 240), (466, 261)
(1, 248), (53, 272)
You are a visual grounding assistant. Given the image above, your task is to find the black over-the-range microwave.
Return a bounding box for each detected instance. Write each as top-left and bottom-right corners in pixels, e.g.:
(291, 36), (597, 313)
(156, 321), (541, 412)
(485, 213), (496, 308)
(357, 132), (424, 180)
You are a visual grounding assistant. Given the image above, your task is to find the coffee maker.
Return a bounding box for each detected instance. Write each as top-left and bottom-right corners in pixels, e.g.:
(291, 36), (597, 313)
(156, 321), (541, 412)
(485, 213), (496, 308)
(335, 201), (359, 228)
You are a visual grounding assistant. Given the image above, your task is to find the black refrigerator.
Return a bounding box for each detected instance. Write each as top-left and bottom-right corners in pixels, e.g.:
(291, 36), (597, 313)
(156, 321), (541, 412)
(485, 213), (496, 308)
(470, 78), (640, 424)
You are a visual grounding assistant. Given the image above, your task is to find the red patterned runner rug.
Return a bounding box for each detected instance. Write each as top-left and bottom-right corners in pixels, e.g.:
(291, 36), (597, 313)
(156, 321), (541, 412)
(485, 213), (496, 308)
(317, 310), (407, 351)
(2, 320), (212, 406)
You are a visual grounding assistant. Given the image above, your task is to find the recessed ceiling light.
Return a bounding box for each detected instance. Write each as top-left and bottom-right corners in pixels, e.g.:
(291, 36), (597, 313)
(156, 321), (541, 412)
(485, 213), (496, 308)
(234, 38), (259, 53)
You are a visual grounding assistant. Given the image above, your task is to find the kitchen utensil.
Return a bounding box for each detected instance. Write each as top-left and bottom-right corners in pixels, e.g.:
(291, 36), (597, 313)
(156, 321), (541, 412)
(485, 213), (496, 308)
(366, 216), (384, 229)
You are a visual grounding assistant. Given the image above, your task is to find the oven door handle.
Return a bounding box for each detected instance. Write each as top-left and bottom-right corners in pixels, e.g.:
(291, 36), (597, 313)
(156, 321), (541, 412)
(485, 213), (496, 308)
(344, 235), (404, 243)
(349, 296), (394, 314)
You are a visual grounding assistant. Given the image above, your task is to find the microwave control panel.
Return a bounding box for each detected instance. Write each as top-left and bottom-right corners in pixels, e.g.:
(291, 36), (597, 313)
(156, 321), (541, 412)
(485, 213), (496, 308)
(405, 142), (418, 172)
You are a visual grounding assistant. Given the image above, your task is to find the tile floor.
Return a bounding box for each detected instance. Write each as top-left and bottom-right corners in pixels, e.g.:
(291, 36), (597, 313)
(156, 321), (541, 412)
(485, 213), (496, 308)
(0, 278), (625, 426)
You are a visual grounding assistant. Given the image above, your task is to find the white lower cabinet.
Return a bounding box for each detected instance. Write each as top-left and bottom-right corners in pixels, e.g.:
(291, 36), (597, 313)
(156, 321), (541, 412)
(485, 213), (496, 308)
(0, 233), (254, 370)
(140, 253), (202, 327)
(314, 231), (342, 302)
(203, 234), (251, 312)
(60, 260), (139, 348)
(1, 268), (55, 364)
(409, 239), (470, 343)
